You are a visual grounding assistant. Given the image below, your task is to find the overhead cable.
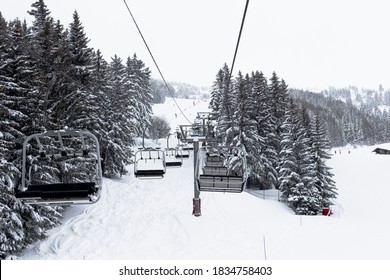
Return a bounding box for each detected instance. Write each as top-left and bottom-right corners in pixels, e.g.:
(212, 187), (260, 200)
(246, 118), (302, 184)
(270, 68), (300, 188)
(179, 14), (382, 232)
(122, 0), (193, 125)
(229, 0), (250, 80)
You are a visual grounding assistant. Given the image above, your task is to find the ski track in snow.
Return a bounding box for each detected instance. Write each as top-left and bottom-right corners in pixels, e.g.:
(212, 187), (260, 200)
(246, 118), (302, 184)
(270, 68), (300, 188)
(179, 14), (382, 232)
(18, 98), (390, 260)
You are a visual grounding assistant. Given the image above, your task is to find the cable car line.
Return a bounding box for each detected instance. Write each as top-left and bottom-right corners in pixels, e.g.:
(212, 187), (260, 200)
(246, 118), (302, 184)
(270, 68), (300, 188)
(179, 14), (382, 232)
(229, 0), (250, 80)
(122, 0), (193, 125)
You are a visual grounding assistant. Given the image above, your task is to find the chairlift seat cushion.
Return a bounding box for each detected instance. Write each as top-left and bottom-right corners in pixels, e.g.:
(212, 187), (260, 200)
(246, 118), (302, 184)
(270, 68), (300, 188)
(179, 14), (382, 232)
(17, 182), (97, 199)
(135, 169), (165, 177)
(176, 154), (189, 158)
(166, 161), (183, 167)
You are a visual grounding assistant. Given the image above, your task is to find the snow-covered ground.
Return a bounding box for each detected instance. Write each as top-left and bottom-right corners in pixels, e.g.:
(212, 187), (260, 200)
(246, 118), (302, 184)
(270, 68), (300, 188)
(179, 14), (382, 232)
(16, 98), (390, 260)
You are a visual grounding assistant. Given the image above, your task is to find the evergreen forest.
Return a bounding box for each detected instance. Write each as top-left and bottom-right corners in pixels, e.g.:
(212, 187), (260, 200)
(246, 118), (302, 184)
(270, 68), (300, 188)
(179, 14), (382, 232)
(209, 65), (337, 216)
(1, 0), (153, 258)
(1, 0), (390, 259)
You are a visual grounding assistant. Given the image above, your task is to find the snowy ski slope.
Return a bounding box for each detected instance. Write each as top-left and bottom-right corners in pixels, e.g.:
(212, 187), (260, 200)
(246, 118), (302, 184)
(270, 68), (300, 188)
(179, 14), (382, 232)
(19, 98), (390, 260)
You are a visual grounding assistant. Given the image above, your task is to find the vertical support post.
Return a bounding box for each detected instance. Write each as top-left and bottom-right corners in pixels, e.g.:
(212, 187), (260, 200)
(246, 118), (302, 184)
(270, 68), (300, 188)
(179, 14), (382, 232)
(142, 126), (146, 148)
(166, 133), (171, 149)
(202, 117), (206, 139)
(193, 139), (201, 216)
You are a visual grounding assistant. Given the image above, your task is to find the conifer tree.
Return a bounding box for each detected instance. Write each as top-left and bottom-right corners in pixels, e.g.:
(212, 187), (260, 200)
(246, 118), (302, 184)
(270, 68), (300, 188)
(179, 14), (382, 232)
(125, 54), (153, 137)
(0, 15), (25, 258)
(1, 9), (62, 258)
(209, 68), (224, 114)
(278, 101), (321, 214)
(226, 72), (262, 181)
(59, 10), (95, 130)
(87, 49), (111, 155)
(311, 116), (337, 207)
(214, 64), (234, 144)
(250, 71), (278, 189)
(269, 72), (288, 154)
(103, 55), (135, 177)
(27, 0), (57, 129)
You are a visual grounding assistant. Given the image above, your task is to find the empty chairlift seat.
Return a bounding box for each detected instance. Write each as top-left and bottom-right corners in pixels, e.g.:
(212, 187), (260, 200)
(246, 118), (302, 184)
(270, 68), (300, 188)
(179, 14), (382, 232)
(202, 154), (228, 175)
(198, 175), (244, 193)
(173, 144), (190, 158)
(16, 182), (98, 204)
(196, 147), (247, 193)
(134, 148), (166, 178)
(205, 154), (225, 167)
(165, 148), (183, 167)
(16, 130), (103, 205)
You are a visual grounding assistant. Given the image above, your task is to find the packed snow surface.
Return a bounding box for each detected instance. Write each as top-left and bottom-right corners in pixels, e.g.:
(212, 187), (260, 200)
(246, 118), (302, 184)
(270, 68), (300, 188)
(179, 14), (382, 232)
(19, 98), (390, 260)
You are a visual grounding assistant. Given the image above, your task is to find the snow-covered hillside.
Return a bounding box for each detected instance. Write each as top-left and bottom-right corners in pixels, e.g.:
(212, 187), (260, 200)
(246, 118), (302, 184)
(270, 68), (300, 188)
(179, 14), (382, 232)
(15, 98), (390, 260)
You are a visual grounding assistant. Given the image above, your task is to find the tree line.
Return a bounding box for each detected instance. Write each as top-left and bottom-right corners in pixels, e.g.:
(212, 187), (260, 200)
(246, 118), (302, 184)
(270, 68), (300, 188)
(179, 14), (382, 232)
(2, 0), (386, 260)
(0, 0), (153, 258)
(291, 87), (390, 147)
(209, 64), (337, 215)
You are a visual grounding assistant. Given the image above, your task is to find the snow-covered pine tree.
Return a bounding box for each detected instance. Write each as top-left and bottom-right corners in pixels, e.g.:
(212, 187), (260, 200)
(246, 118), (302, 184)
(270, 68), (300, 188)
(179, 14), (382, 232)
(250, 71), (278, 189)
(268, 72), (289, 154)
(278, 101), (321, 215)
(103, 55), (135, 177)
(209, 67), (225, 144)
(47, 11), (91, 129)
(24, 0), (67, 185)
(87, 49), (111, 163)
(278, 101), (301, 206)
(8, 18), (38, 127)
(225, 71), (247, 145)
(225, 72), (258, 176)
(27, 0), (58, 128)
(311, 115), (337, 207)
(60, 11), (99, 131)
(296, 107), (322, 214)
(125, 54), (153, 137)
(0, 14), (25, 258)
(44, 20), (72, 128)
(0, 10), (62, 259)
(214, 64), (234, 144)
(68, 11), (92, 85)
(209, 68), (224, 114)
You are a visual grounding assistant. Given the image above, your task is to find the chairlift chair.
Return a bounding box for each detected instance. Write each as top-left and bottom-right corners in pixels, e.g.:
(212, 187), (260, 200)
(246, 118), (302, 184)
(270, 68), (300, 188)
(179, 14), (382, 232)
(196, 146), (247, 193)
(178, 124), (206, 143)
(134, 147), (166, 179)
(165, 147), (183, 167)
(16, 129), (103, 205)
(176, 144), (190, 158)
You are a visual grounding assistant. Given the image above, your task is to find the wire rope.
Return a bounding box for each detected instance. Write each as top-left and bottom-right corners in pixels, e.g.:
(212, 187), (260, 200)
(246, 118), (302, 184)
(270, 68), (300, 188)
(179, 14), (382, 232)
(122, 0), (193, 125)
(229, 0), (250, 80)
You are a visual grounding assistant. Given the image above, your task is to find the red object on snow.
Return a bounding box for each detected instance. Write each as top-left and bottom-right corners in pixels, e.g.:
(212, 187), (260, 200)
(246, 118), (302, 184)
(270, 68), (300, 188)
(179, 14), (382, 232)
(322, 207), (332, 216)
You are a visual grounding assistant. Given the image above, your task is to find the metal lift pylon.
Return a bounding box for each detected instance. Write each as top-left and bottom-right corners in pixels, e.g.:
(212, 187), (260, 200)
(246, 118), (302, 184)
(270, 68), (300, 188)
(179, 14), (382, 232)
(192, 139), (201, 216)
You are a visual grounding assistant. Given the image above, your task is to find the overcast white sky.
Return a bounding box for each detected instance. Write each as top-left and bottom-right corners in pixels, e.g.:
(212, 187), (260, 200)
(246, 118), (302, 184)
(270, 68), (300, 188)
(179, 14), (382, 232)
(2, 0), (390, 90)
